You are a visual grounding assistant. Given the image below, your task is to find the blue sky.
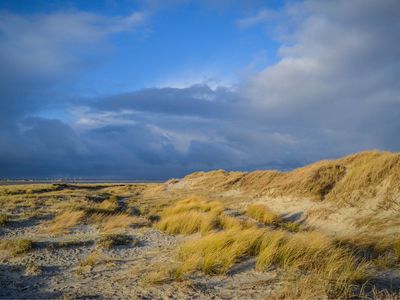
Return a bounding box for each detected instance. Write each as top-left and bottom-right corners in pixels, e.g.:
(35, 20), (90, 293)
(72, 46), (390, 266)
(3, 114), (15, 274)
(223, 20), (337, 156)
(0, 0), (399, 179)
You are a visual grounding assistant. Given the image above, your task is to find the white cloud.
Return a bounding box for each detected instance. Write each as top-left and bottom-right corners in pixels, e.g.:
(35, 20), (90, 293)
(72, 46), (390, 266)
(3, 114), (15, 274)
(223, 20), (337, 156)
(237, 9), (274, 29)
(0, 10), (149, 79)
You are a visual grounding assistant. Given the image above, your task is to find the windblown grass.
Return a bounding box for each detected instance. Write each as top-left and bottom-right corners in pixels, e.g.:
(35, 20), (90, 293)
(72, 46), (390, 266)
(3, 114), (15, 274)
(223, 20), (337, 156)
(246, 203), (279, 225)
(0, 239), (33, 256)
(141, 265), (178, 285)
(257, 231), (369, 298)
(176, 228), (267, 275)
(175, 227), (368, 298)
(97, 195), (119, 211)
(42, 210), (85, 234)
(161, 196), (223, 217)
(99, 213), (148, 233)
(156, 196), (224, 235)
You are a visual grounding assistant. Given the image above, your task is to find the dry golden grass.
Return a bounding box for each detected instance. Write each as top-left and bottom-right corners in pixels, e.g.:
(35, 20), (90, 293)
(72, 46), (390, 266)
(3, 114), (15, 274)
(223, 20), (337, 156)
(161, 196), (223, 216)
(79, 250), (104, 269)
(218, 214), (253, 230)
(175, 226), (369, 298)
(97, 195), (119, 211)
(42, 210), (85, 235)
(156, 211), (220, 235)
(257, 231), (360, 272)
(141, 265), (178, 285)
(156, 196), (224, 235)
(246, 203), (279, 225)
(304, 206), (333, 220)
(0, 239), (33, 256)
(176, 228), (267, 275)
(99, 213), (148, 233)
(176, 151), (400, 205)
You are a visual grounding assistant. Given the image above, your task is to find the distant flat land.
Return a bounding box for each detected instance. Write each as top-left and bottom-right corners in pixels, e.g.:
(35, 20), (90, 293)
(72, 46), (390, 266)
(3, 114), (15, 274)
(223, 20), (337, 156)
(0, 179), (164, 185)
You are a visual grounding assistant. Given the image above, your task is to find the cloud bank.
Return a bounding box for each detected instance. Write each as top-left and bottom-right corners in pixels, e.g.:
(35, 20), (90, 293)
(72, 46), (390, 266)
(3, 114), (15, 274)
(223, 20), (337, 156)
(0, 0), (399, 179)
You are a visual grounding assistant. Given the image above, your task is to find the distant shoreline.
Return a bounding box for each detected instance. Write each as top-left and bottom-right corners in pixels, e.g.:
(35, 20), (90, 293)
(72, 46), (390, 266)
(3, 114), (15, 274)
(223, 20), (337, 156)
(0, 179), (165, 185)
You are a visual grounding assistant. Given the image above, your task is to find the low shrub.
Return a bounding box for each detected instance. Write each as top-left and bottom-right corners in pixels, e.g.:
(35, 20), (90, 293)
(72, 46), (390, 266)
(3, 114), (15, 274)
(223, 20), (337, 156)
(98, 233), (134, 249)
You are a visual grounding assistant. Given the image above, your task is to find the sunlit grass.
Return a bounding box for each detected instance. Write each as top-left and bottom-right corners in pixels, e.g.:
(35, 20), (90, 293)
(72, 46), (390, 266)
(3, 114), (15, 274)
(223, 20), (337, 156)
(0, 239), (33, 256)
(246, 203), (279, 225)
(42, 210), (85, 235)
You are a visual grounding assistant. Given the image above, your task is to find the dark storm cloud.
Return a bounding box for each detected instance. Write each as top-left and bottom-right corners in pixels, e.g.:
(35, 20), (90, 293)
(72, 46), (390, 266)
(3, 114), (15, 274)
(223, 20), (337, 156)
(94, 84), (241, 118)
(0, 0), (400, 178)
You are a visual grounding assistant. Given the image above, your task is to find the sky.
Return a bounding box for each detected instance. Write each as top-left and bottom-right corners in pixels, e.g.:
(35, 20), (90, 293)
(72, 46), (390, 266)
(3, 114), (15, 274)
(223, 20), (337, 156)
(0, 0), (399, 179)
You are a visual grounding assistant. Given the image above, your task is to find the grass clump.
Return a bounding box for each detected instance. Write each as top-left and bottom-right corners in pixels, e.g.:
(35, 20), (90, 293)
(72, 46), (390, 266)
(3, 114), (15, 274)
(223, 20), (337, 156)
(218, 214), (252, 230)
(256, 231), (368, 298)
(157, 211), (220, 235)
(78, 250), (106, 273)
(142, 265), (178, 285)
(98, 233), (134, 249)
(246, 203), (279, 225)
(0, 213), (9, 225)
(97, 195), (120, 212)
(162, 196), (223, 217)
(176, 228), (267, 275)
(99, 213), (149, 233)
(156, 196), (224, 235)
(0, 239), (33, 256)
(42, 210), (85, 235)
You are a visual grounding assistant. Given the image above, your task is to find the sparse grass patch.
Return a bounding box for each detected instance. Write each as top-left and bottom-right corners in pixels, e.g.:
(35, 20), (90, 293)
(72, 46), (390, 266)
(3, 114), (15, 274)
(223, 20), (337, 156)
(0, 213), (9, 225)
(78, 250), (105, 273)
(142, 265), (178, 285)
(98, 195), (120, 211)
(98, 233), (135, 249)
(0, 239), (33, 256)
(50, 239), (93, 249)
(24, 262), (42, 275)
(246, 203), (279, 225)
(100, 213), (149, 233)
(42, 210), (84, 235)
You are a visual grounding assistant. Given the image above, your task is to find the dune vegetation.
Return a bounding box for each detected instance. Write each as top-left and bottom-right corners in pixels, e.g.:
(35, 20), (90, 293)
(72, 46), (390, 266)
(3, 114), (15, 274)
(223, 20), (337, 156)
(0, 151), (399, 298)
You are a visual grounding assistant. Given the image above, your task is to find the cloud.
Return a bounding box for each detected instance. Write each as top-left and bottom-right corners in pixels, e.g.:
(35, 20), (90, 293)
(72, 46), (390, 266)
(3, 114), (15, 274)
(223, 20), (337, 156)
(243, 0), (400, 148)
(0, 0), (399, 179)
(0, 9), (148, 118)
(237, 9), (274, 29)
